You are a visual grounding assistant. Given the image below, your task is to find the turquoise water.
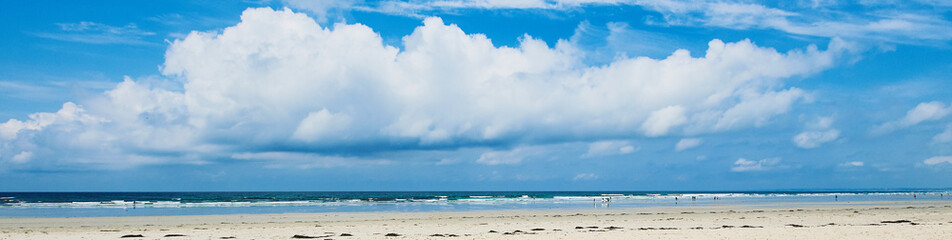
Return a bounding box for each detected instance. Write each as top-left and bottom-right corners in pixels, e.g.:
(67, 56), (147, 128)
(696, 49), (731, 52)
(1, 191), (949, 217)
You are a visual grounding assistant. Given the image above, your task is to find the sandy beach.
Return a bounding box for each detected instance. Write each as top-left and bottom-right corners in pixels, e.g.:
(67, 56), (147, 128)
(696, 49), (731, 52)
(1, 201), (950, 239)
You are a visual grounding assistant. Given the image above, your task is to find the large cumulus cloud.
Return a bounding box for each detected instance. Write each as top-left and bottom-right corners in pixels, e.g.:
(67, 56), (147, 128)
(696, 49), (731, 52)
(0, 7), (850, 170)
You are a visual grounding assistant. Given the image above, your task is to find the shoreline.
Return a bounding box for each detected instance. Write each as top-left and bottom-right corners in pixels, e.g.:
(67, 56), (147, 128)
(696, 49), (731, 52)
(2, 200), (951, 239)
(0, 200), (946, 221)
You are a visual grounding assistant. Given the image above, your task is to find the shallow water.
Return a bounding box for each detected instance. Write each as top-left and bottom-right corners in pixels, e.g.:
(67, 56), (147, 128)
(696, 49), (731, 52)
(1, 191), (949, 217)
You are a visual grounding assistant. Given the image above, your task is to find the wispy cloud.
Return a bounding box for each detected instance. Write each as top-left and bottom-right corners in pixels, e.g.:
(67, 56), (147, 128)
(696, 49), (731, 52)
(674, 138), (701, 151)
(476, 146), (543, 165)
(793, 116), (839, 149)
(638, 1), (952, 45)
(292, 0), (952, 45)
(232, 152), (393, 169)
(435, 158), (461, 165)
(283, 0), (362, 22)
(0, 80), (118, 101)
(839, 161), (864, 167)
(583, 140), (637, 157)
(871, 101), (952, 135)
(731, 157), (782, 172)
(793, 130), (839, 149)
(148, 13), (236, 28)
(34, 21), (157, 45)
(568, 21), (683, 63)
(935, 124), (952, 144)
(0, 81), (61, 101)
(573, 173), (599, 181)
(923, 156), (952, 165)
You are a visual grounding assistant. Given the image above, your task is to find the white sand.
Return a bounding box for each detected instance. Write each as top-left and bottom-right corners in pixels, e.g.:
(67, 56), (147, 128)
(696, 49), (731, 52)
(2, 201), (951, 239)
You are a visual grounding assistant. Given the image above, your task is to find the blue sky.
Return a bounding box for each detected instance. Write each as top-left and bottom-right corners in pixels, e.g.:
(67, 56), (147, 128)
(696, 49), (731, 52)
(1, 0), (952, 191)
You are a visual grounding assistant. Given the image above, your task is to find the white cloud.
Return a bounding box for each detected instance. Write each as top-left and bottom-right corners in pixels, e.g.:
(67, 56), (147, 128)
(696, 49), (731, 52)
(583, 140), (638, 157)
(872, 101), (952, 134)
(935, 124), (952, 143)
(1, 102), (98, 137)
(0, 81), (208, 170)
(573, 173), (599, 181)
(897, 102), (952, 125)
(292, 109), (353, 143)
(10, 151), (32, 164)
(163, 8), (842, 142)
(0, 7), (848, 170)
(923, 156), (952, 165)
(709, 88), (807, 132)
(731, 157), (781, 172)
(675, 138), (702, 151)
(476, 146), (540, 165)
(642, 105), (687, 136)
(793, 116), (840, 149)
(793, 129), (840, 149)
(840, 161), (864, 167)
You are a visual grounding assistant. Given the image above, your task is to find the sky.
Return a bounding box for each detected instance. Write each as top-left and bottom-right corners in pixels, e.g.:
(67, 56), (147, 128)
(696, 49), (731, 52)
(1, 0), (951, 191)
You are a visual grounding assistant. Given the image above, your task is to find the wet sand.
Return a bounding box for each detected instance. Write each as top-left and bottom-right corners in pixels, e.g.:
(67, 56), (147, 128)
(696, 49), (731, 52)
(1, 201), (951, 239)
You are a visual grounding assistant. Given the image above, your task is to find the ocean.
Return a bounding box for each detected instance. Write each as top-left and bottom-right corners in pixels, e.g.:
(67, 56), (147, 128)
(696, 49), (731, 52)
(1, 191), (949, 218)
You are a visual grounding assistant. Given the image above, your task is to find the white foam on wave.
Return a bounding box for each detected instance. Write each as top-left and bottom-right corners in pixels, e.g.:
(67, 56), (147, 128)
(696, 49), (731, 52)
(2, 191), (948, 209)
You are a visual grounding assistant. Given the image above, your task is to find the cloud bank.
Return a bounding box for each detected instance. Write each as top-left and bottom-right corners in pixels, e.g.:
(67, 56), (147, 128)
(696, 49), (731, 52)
(0, 7), (849, 170)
